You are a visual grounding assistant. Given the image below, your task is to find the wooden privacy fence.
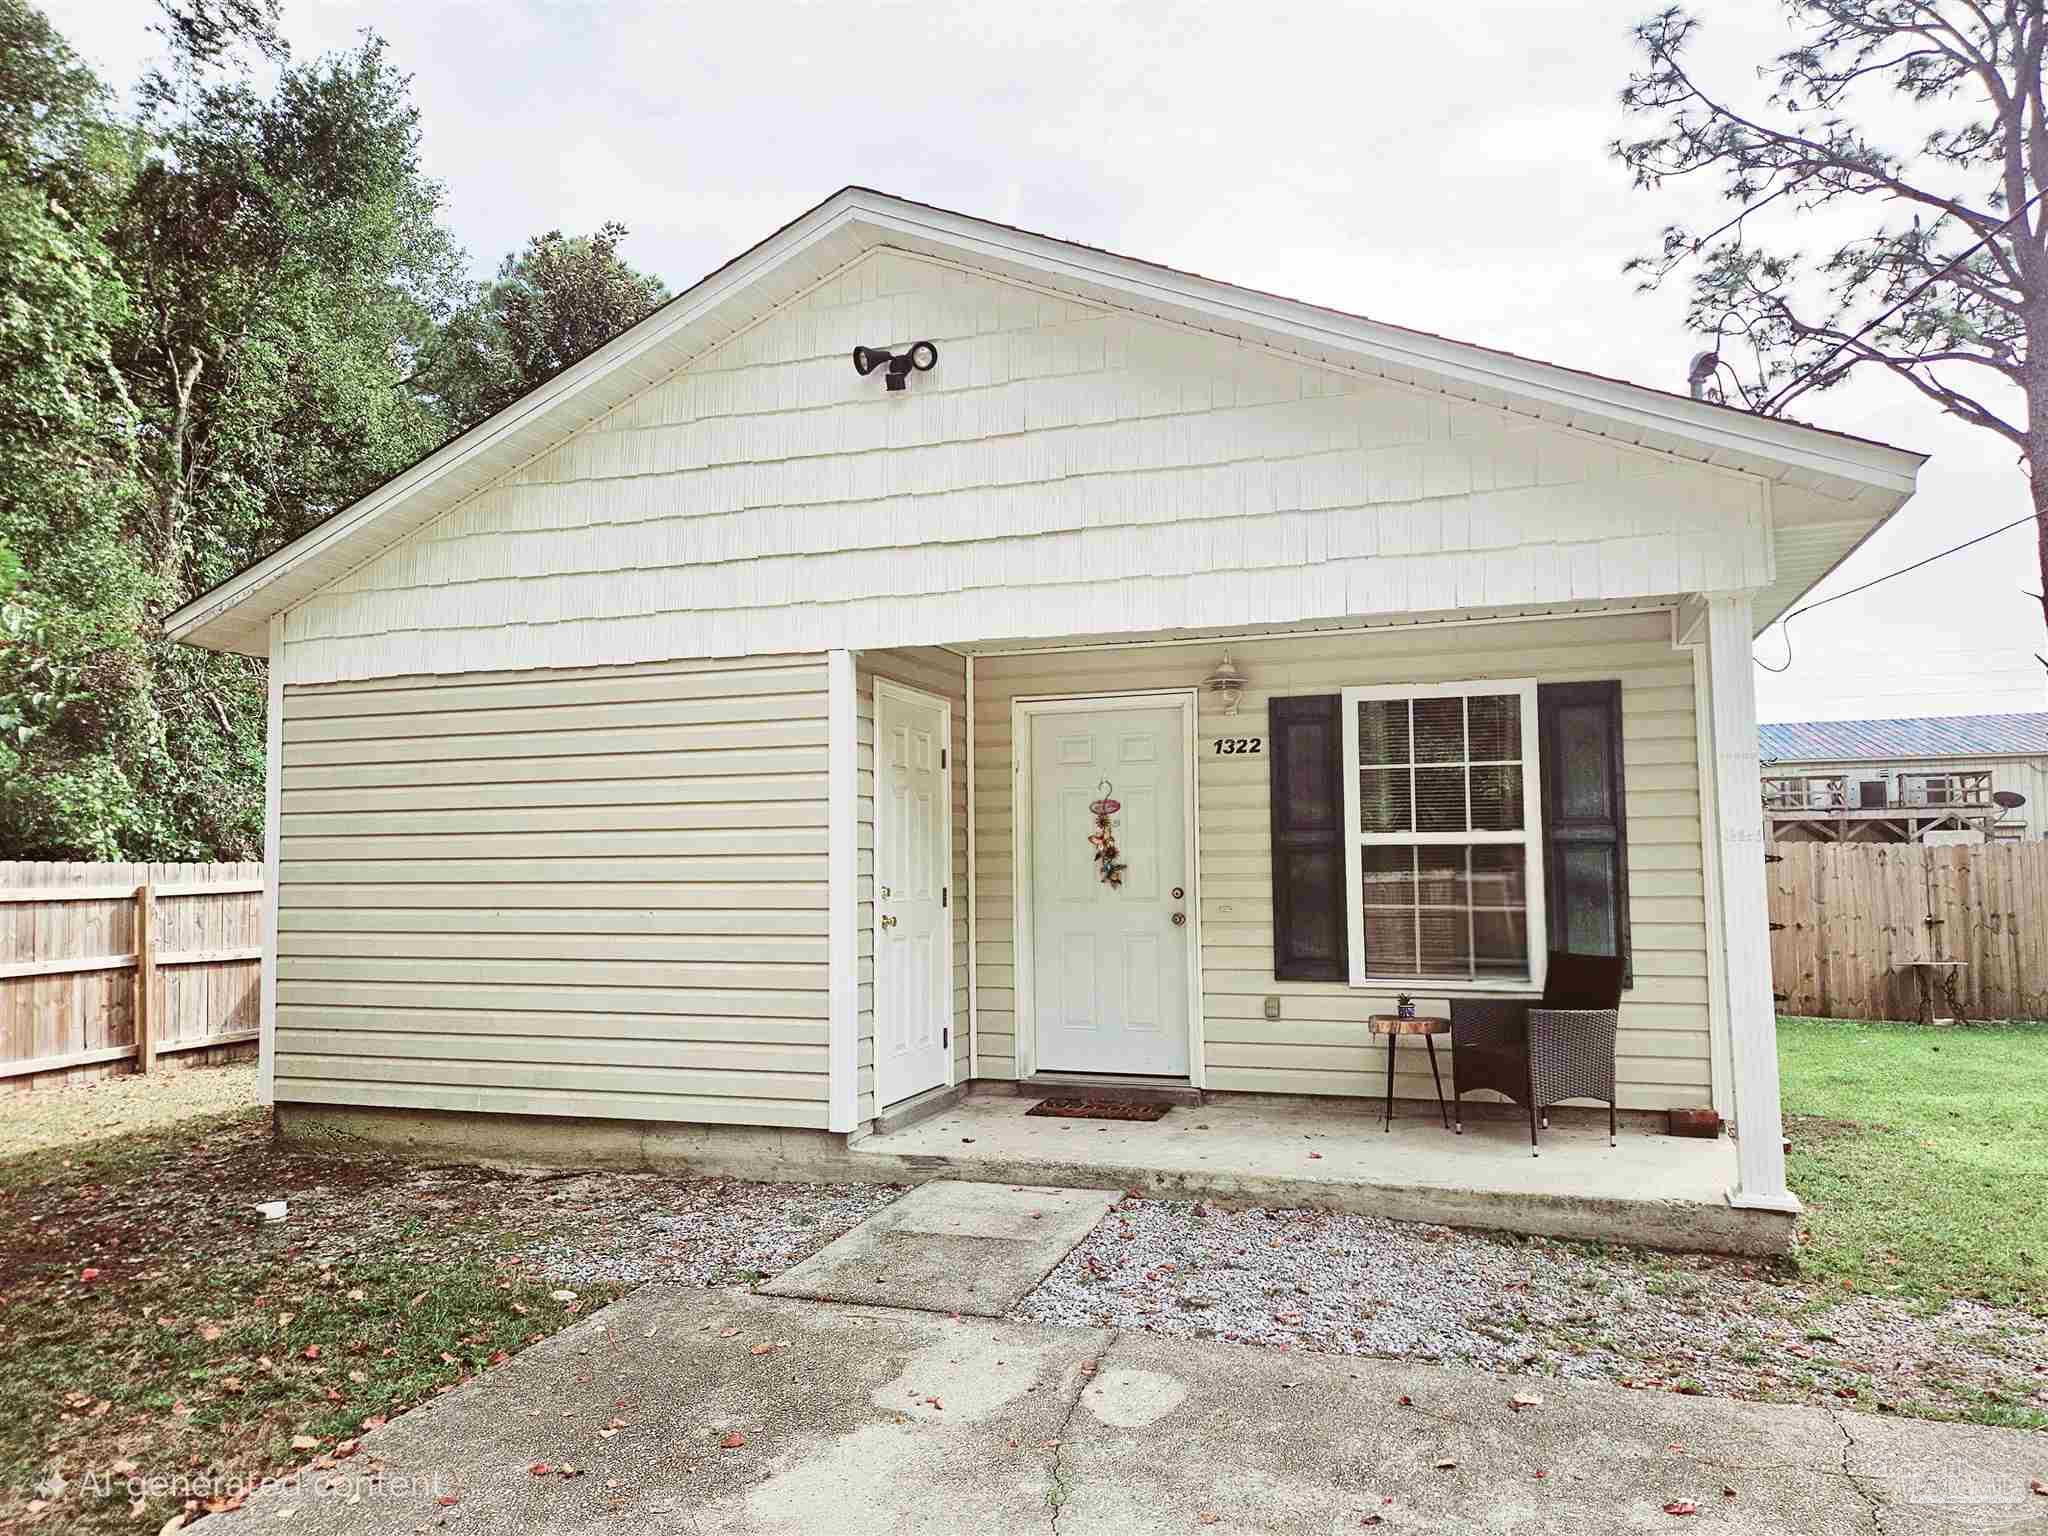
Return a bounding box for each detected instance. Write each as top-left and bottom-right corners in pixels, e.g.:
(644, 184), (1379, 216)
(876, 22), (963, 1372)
(1767, 841), (2048, 1023)
(2, 862), (264, 1089)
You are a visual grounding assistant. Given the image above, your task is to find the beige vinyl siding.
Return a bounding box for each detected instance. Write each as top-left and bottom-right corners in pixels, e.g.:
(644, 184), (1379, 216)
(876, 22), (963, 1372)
(275, 653), (833, 1126)
(280, 249), (1771, 686)
(855, 648), (970, 1120)
(971, 611), (1711, 1111)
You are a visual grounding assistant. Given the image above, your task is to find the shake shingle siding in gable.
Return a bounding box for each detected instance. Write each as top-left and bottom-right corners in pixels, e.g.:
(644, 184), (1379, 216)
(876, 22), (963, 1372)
(277, 249), (1772, 686)
(272, 654), (834, 1126)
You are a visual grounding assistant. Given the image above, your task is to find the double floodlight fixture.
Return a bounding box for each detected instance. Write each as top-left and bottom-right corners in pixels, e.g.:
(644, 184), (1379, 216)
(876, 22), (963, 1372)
(852, 340), (939, 391)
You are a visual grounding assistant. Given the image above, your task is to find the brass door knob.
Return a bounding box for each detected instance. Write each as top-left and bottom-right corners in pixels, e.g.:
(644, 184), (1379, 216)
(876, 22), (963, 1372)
(880, 914), (898, 929)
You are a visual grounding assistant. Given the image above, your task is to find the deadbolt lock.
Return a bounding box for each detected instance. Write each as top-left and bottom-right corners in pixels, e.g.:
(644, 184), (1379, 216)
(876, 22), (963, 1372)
(879, 885), (891, 898)
(1171, 887), (1184, 900)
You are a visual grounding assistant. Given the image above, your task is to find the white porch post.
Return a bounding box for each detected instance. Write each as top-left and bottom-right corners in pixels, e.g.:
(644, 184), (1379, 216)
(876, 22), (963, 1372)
(1703, 593), (1797, 1211)
(827, 649), (859, 1133)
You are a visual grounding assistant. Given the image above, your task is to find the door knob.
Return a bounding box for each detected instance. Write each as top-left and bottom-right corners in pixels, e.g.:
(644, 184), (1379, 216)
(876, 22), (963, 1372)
(880, 914), (898, 929)
(1171, 912), (1186, 927)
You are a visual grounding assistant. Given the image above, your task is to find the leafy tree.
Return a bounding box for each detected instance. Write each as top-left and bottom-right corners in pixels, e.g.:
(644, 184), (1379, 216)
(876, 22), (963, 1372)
(0, 0), (158, 858)
(416, 222), (669, 429)
(0, 0), (469, 859)
(1614, 2), (2048, 624)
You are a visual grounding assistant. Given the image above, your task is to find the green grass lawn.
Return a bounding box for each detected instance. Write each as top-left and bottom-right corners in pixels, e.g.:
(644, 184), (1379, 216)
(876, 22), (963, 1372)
(0, 1109), (619, 1534)
(1780, 1015), (2048, 1314)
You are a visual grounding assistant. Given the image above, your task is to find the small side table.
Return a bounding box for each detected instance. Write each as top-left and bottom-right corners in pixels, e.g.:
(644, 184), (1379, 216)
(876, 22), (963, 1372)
(1367, 1014), (1451, 1132)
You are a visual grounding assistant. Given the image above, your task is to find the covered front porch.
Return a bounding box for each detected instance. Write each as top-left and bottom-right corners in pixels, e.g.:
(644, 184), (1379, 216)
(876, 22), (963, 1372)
(844, 595), (1796, 1246)
(845, 1088), (1783, 1256)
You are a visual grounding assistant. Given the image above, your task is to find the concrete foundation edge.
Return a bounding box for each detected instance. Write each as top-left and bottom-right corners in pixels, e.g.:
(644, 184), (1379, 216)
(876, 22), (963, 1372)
(275, 1100), (1794, 1258)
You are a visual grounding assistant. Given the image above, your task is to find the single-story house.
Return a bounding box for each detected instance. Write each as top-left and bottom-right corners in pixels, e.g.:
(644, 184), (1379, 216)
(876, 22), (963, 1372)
(168, 188), (1925, 1225)
(1762, 712), (2048, 843)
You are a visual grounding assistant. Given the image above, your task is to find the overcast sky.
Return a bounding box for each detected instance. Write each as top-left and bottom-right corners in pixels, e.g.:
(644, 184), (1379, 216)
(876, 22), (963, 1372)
(48, 0), (2046, 725)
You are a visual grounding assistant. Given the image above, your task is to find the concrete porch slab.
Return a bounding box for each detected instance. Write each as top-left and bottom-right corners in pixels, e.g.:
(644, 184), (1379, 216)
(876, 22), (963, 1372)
(849, 1093), (1794, 1257)
(761, 1179), (1121, 1316)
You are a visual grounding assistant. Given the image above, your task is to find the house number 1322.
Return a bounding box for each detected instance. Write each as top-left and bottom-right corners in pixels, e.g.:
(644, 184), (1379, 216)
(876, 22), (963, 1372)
(1213, 737), (1263, 754)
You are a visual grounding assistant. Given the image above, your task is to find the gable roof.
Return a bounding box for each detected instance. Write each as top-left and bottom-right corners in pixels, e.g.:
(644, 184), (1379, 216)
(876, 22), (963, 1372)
(1760, 712), (2048, 763)
(167, 186), (1927, 658)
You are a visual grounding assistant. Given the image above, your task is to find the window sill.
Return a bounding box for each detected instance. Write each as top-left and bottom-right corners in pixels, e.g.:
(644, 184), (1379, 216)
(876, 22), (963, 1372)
(1348, 977), (1538, 997)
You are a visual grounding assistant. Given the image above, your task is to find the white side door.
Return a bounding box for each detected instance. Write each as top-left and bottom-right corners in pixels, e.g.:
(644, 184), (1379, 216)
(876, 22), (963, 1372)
(875, 682), (951, 1108)
(1028, 701), (1192, 1077)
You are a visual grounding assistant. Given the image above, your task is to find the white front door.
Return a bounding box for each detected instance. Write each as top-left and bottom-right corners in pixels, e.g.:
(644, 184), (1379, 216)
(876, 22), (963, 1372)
(1028, 700), (1192, 1077)
(875, 682), (951, 1108)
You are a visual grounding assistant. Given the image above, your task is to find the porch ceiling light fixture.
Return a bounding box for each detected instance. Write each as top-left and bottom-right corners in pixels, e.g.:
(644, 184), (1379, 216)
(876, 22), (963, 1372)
(852, 340), (938, 392)
(1204, 650), (1248, 716)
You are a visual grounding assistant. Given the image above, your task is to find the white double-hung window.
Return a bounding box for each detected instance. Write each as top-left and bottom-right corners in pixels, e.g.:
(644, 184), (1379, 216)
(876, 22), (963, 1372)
(1339, 679), (1546, 990)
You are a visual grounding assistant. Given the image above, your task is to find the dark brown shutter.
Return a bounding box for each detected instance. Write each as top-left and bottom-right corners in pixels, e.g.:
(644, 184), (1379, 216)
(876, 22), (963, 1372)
(1537, 680), (1632, 986)
(1269, 694), (1350, 981)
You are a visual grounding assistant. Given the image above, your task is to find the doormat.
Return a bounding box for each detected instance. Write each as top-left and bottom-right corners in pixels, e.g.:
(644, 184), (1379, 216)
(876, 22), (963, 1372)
(1025, 1098), (1171, 1122)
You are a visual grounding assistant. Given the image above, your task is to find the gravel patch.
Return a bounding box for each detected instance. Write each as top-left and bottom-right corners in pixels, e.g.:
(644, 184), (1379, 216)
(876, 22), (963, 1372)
(1014, 1195), (2048, 1426)
(4, 1110), (906, 1304)
(0, 1061), (256, 1157)
(495, 1171), (905, 1288)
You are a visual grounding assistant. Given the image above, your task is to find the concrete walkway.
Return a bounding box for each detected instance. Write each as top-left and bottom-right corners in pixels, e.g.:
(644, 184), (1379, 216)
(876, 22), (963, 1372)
(850, 1091), (1791, 1255)
(209, 1287), (2045, 1535)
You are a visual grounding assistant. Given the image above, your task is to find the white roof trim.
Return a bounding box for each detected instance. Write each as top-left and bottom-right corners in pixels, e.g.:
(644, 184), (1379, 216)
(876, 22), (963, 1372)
(167, 187), (1926, 655)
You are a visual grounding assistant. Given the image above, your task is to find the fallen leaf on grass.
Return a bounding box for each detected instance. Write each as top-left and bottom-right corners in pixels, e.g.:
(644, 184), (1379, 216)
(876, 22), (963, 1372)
(290, 1435), (319, 1451)
(435, 1495), (460, 1507)
(1663, 1501), (1698, 1516)
(198, 1323), (222, 1342)
(529, 1463), (552, 1477)
(2031, 1479), (2047, 1497)
(720, 1432), (746, 1449)
(1397, 1396), (1413, 1407)
(719, 1327), (740, 1339)
(1509, 1393), (1543, 1411)
(1197, 1515), (1218, 1527)
(551, 1290), (578, 1303)
(749, 1342), (774, 1356)
(1434, 1458), (1457, 1471)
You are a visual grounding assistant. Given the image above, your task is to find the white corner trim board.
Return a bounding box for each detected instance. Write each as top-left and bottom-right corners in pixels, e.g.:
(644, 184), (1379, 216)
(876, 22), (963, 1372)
(827, 648), (860, 1133)
(258, 612), (283, 1107)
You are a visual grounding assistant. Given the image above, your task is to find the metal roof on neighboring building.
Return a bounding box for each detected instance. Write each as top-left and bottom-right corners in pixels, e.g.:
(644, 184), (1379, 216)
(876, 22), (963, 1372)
(1759, 712), (2048, 763)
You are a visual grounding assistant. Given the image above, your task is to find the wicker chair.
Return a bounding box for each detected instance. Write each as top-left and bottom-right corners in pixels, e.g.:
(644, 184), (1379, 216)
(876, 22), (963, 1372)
(1449, 951), (1625, 1157)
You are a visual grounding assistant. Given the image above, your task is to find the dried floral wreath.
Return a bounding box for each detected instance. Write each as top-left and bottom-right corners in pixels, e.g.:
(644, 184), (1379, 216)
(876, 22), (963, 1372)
(1088, 779), (1126, 888)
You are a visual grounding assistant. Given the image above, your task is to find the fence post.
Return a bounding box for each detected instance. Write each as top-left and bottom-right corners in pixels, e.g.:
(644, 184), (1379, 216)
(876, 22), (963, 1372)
(134, 882), (157, 1074)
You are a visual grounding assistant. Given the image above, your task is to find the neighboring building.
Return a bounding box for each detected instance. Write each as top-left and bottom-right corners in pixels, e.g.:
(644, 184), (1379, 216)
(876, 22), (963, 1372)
(1760, 713), (2048, 843)
(165, 187), (1927, 1226)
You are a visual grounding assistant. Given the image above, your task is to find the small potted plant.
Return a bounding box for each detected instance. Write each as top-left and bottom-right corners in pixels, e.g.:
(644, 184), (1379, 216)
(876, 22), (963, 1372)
(1395, 992), (1415, 1021)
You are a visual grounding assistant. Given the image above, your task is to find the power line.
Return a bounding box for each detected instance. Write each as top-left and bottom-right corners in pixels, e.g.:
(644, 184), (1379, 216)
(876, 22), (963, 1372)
(1754, 512), (2036, 674)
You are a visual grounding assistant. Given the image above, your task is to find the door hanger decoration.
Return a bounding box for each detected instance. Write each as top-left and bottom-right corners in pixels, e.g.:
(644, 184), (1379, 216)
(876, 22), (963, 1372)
(1089, 778), (1126, 888)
